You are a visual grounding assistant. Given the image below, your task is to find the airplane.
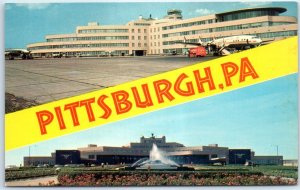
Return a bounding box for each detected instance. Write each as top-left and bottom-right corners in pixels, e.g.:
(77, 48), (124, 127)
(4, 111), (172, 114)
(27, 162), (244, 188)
(5, 48), (33, 60)
(179, 35), (272, 56)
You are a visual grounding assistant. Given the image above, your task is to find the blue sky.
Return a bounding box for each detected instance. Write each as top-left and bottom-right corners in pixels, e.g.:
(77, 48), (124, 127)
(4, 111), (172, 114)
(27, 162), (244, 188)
(5, 1), (298, 48)
(6, 73), (298, 166)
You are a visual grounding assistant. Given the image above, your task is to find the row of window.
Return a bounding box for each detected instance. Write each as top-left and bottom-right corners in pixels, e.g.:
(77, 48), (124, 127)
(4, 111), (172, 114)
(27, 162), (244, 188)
(150, 27), (160, 33)
(28, 43), (129, 50)
(131, 36), (147, 40)
(163, 48), (184, 54)
(151, 49), (161, 54)
(219, 10), (280, 22)
(150, 42), (160, 47)
(162, 31), (297, 46)
(162, 38), (213, 45)
(162, 22), (294, 38)
(134, 23), (151, 26)
(78, 29), (129, 33)
(47, 36), (129, 42)
(162, 19), (215, 30)
(255, 30), (297, 38)
(214, 22), (293, 32)
(64, 51), (108, 56)
(79, 50), (129, 56)
(33, 50), (129, 57)
(132, 43), (147, 47)
(162, 29), (210, 38)
(150, 35), (160, 40)
(32, 50), (129, 56)
(131, 28), (147, 33)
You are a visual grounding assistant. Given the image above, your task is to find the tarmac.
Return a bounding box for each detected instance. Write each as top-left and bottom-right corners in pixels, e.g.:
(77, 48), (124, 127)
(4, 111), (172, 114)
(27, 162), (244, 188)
(5, 56), (217, 104)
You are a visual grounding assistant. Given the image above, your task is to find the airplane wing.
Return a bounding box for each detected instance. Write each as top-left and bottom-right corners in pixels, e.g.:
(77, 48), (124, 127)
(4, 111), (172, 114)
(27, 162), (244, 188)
(175, 41), (202, 46)
(260, 39), (275, 45)
(175, 36), (204, 46)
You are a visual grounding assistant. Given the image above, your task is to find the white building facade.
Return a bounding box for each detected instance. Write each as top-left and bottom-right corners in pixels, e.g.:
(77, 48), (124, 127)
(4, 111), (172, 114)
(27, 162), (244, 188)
(27, 7), (297, 57)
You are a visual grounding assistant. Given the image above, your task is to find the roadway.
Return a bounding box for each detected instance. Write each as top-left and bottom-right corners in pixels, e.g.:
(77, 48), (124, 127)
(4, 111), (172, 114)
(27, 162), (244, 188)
(5, 56), (218, 104)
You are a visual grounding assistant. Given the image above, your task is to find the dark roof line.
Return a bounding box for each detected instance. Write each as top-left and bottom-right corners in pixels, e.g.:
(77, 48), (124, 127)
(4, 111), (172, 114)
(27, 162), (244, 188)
(216, 7), (286, 16)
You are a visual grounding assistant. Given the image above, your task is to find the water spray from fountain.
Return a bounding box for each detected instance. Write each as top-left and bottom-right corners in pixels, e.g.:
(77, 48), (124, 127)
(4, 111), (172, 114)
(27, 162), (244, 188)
(131, 144), (179, 168)
(149, 144), (179, 166)
(129, 143), (194, 171)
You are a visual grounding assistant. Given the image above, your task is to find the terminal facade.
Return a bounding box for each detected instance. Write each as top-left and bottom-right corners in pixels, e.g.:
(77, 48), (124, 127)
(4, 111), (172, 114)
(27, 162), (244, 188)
(27, 7), (297, 57)
(24, 135), (283, 166)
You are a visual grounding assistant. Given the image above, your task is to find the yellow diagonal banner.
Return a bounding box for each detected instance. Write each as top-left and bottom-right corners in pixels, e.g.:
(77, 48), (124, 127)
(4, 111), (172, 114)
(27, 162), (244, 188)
(5, 37), (298, 151)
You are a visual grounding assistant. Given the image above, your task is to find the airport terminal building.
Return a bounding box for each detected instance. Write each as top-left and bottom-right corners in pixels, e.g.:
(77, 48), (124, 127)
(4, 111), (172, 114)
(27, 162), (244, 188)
(24, 135), (283, 166)
(27, 7), (297, 57)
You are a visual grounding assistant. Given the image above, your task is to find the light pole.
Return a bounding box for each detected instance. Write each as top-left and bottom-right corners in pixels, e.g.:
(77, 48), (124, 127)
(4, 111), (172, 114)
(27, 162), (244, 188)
(271, 145), (279, 156)
(28, 146), (31, 166)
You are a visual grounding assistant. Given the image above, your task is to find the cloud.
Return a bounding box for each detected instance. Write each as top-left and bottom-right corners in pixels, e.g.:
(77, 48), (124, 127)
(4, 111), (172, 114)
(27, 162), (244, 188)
(194, 8), (215, 16)
(16, 3), (50, 10)
(240, 1), (272, 7)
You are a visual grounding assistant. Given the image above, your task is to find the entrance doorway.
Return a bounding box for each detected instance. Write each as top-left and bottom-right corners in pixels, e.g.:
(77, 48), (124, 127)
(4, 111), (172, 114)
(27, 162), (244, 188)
(133, 50), (146, 56)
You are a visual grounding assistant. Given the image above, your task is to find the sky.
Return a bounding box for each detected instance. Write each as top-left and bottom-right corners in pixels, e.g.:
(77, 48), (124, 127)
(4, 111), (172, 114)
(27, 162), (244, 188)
(5, 73), (298, 166)
(4, 1), (298, 49)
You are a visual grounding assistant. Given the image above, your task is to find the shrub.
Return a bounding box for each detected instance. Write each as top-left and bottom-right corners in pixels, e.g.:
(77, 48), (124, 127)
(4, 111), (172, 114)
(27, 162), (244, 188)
(5, 168), (56, 181)
(57, 171), (296, 186)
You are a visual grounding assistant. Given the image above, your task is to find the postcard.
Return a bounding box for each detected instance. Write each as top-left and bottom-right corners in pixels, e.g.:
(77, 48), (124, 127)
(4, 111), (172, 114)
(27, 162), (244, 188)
(4, 1), (298, 187)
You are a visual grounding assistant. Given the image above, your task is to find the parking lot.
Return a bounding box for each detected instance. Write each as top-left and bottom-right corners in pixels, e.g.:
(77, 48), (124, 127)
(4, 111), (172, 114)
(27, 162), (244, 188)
(5, 56), (217, 104)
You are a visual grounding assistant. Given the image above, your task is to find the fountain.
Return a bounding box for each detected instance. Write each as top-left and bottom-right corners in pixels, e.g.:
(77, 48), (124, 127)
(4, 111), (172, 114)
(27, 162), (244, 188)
(124, 144), (194, 171)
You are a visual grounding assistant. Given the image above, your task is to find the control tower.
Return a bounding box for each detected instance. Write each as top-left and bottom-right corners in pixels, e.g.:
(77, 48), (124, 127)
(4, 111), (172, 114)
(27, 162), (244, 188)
(164, 9), (183, 20)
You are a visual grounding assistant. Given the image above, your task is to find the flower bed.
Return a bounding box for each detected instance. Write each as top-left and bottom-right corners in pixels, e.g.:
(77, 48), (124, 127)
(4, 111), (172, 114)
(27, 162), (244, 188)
(57, 171), (296, 186)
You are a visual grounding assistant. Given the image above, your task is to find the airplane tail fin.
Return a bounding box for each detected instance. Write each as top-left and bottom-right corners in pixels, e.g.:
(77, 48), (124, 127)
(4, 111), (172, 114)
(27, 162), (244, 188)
(183, 37), (187, 47)
(198, 36), (203, 45)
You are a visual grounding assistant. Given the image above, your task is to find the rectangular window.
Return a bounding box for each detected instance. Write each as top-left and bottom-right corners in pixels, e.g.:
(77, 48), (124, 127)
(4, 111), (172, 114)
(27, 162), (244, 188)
(138, 29), (141, 33)
(138, 36), (141, 40)
(144, 36), (147, 40)
(144, 29), (147, 33)
(132, 36), (134, 40)
(132, 43), (135, 47)
(131, 29), (134, 33)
